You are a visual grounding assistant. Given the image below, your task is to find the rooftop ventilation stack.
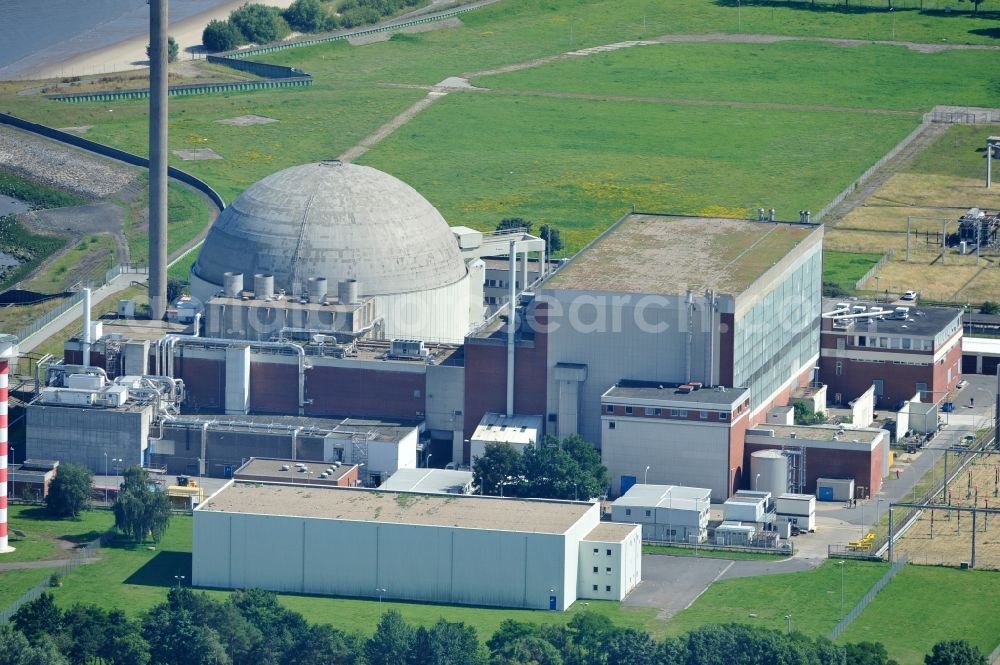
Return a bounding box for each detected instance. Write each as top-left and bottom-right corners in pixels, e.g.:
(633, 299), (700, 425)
(148, 0), (169, 320)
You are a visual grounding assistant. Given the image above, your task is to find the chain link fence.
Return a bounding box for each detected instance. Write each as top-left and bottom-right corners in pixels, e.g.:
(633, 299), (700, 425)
(827, 554), (908, 641)
(0, 529), (115, 624)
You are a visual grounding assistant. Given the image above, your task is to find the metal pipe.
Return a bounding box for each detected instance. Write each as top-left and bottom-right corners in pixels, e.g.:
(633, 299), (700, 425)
(200, 421), (209, 477)
(507, 240), (516, 417)
(291, 426), (303, 461)
(148, 0), (169, 320)
(82, 288), (92, 368)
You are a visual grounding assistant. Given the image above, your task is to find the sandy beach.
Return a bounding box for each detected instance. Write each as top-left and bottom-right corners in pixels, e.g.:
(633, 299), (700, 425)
(11, 0), (296, 81)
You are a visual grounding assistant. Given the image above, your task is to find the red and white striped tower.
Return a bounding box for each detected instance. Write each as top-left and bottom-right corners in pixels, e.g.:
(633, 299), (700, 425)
(0, 334), (18, 554)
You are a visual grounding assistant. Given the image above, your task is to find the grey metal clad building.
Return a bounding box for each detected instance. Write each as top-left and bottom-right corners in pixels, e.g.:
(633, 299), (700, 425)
(611, 484), (711, 544)
(540, 213), (823, 496)
(193, 482), (641, 610)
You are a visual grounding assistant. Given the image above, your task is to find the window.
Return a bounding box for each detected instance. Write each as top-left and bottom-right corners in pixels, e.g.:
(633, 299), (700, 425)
(606, 549), (611, 556)
(719, 412), (729, 421)
(413, 389), (421, 398)
(624, 508), (631, 516)
(700, 410), (708, 419)
(892, 338), (902, 349)
(902, 338), (911, 350)
(916, 382), (927, 398)
(605, 404), (614, 414)
(857, 336), (867, 347)
(606, 585), (612, 592)
(644, 510), (651, 517)
(880, 337), (889, 348)
(593, 566), (598, 573)
(837, 338), (846, 350)
(625, 406), (633, 415)
(873, 379), (884, 396)
(670, 409), (688, 418)
(593, 584), (598, 591)
(606, 567), (612, 575)
(835, 361), (843, 376)
(593, 548), (598, 554)
(608, 421), (616, 430)
(645, 407), (658, 416)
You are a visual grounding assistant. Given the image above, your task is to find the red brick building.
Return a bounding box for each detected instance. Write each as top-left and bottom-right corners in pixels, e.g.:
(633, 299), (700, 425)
(819, 300), (963, 409)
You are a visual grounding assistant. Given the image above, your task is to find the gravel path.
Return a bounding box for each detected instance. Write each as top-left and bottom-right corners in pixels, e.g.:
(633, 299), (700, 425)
(339, 91), (448, 163)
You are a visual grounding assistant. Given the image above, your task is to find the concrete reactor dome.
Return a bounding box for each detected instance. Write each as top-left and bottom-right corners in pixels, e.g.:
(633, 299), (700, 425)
(191, 161), (482, 344)
(191, 161), (468, 297)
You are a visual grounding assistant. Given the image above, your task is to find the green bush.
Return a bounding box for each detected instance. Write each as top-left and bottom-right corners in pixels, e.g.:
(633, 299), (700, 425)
(283, 0), (335, 32)
(145, 36), (179, 63)
(230, 3), (291, 44)
(980, 301), (1000, 316)
(202, 19), (246, 52)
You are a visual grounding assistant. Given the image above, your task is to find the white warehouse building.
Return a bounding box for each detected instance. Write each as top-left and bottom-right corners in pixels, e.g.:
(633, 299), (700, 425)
(193, 482), (641, 610)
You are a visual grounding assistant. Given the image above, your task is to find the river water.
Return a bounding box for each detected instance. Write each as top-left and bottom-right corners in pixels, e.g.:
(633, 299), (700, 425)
(0, 0), (231, 78)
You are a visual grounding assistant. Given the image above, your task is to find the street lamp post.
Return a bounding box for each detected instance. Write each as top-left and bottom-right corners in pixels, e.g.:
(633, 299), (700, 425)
(376, 587), (387, 613)
(838, 561), (846, 618)
(425, 453), (432, 469)
(644, 465), (650, 485)
(784, 614), (792, 635)
(173, 575), (185, 588)
(104, 452), (109, 503)
(755, 473), (761, 491)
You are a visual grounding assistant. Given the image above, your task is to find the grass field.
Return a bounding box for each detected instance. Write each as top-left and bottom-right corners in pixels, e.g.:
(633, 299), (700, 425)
(0, 0), (991, 266)
(22, 235), (117, 293)
(359, 93), (916, 250)
(472, 41), (1000, 113)
(665, 560), (887, 638)
(3, 505), (115, 565)
(0, 569), (55, 611)
(0, 86), (427, 205)
(838, 565), (1000, 664)
(823, 250), (883, 292)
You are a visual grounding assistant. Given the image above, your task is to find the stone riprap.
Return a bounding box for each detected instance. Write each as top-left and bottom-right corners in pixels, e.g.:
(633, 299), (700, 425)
(0, 126), (136, 198)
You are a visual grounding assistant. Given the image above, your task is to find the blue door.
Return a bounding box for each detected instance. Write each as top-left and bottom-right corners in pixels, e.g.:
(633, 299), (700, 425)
(620, 475), (637, 495)
(549, 595), (557, 610)
(224, 465), (233, 479)
(817, 486), (834, 501)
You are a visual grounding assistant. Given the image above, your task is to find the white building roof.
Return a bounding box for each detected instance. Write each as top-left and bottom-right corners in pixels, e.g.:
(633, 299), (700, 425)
(379, 468), (474, 494)
(613, 484), (710, 512)
(471, 412), (543, 446)
(964, 336), (1000, 355)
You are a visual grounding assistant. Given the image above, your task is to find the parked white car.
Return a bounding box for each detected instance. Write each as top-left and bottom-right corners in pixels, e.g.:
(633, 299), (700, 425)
(901, 290), (917, 301)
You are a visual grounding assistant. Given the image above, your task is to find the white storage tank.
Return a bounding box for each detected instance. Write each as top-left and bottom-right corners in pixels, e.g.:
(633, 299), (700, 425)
(750, 450), (788, 498)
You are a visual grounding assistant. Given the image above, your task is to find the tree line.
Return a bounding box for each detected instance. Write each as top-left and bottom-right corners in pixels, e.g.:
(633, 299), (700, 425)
(473, 435), (609, 501)
(6, 588), (987, 665)
(203, 0), (430, 52)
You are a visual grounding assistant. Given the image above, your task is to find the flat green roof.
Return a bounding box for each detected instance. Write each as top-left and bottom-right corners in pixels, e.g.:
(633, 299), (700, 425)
(545, 214), (818, 296)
